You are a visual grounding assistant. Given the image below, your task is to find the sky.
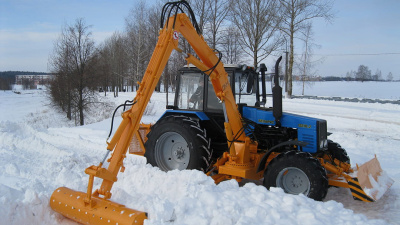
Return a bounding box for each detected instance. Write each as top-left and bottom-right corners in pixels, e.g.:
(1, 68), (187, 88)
(0, 0), (399, 80)
(311, 0), (400, 79)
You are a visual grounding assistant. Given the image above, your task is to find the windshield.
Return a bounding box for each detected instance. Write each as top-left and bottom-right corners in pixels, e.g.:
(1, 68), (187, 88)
(176, 72), (204, 110)
(175, 68), (271, 111)
(206, 77), (223, 110)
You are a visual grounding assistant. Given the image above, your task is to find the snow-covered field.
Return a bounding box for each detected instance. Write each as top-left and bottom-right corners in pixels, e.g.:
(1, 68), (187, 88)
(291, 81), (400, 100)
(1, 81), (399, 225)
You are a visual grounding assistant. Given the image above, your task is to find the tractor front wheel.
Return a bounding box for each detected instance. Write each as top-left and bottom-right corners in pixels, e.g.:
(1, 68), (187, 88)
(144, 115), (212, 172)
(328, 140), (350, 164)
(263, 151), (328, 201)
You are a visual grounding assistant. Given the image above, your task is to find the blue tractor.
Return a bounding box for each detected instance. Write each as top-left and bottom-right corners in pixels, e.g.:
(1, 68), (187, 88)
(143, 57), (357, 201)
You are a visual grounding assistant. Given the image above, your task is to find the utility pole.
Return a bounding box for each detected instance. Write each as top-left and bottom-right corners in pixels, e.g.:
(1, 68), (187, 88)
(283, 35), (289, 98)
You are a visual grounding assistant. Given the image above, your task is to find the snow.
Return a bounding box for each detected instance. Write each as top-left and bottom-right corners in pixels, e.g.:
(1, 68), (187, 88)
(291, 81), (400, 100)
(1, 81), (399, 225)
(364, 172), (394, 201)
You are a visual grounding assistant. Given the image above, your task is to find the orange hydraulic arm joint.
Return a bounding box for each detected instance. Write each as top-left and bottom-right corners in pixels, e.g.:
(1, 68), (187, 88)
(172, 16), (245, 135)
(96, 19), (179, 200)
(172, 13), (259, 179)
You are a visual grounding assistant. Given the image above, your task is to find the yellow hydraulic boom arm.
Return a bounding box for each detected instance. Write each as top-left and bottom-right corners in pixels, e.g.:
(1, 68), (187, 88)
(50, 2), (255, 224)
(101, 12), (253, 198)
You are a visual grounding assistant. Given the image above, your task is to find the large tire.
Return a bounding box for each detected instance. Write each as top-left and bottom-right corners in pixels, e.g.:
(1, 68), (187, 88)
(263, 151), (328, 201)
(144, 115), (212, 172)
(328, 140), (350, 164)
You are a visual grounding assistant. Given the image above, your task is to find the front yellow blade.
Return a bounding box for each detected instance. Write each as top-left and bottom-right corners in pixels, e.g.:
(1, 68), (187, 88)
(349, 157), (394, 202)
(50, 187), (147, 225)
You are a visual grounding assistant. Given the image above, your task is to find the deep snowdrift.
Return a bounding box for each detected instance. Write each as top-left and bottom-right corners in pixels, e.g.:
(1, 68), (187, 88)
(0, 82), (399, 225)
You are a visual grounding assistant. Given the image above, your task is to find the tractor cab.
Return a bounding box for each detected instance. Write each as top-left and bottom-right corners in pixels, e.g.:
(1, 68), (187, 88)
(171, 64), (264, 112)
(163, 64), (277, 158)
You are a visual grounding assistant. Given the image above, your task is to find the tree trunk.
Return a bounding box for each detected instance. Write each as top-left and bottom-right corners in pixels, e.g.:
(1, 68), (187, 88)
(287, 24), (295, 98)
(67, 92), (72, 120)
(79, 89), (84, 126)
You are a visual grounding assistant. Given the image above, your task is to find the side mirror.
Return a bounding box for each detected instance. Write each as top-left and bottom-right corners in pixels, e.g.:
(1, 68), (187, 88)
(259, 63), (267, 73)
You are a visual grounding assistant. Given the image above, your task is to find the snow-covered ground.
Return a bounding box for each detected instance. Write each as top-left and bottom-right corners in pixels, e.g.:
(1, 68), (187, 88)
(0, 81), (399, 225)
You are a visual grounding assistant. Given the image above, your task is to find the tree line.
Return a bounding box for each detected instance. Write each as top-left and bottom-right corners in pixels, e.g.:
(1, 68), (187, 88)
(303, 65), (396, 82)
(48, 0), (334, 125)
(0, 71), (50, 90)
(345, 65), (394, 82)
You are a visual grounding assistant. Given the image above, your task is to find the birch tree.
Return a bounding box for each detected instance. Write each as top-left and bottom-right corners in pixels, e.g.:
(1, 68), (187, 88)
(387, 72), (393, 81)
(296, 23), (322, 95)
(49, 18), (97, 125)
(125, 1), (150, 91)
(279, 0), (334, 97)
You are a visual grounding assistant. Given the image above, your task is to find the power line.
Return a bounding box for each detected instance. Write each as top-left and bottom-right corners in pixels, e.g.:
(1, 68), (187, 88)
(313, 52), (400, 56)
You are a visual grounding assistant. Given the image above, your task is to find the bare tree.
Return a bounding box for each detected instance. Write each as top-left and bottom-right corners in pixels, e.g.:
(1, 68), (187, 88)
(125, 1), (151, 91)
(279, 0), (334, 97)
(356, 65), (372, 82)
(146, 4), (165, 92)
(295, 23), (323, 95)
(220, 25), (245, 64)
(96, 41), (112, 95)
(204, 0), (230, 49)
(48, 18), (97, 125)
(105, 32), (129, 96)
(387, 72), (393, 82)
(0, 77), (12, 90)
(49, 23), (75, 120)
(230, 0), (283, 68)
(69, 18), (97, 125)
(346, 70), (355, 81)
(189, 0), (212, 34)
(372, 69), (382, 81)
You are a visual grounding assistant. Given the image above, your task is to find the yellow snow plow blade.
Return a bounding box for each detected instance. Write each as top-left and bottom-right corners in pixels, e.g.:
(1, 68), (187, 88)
(325, 156), (394, 202)
(50, 187), (147, 225)
(349, 157), (394, 201)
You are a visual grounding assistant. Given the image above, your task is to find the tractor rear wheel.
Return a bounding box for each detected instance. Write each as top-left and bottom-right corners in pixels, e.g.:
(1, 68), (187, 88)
(263, 151), (328, 201)
(144, 115), (212, 172)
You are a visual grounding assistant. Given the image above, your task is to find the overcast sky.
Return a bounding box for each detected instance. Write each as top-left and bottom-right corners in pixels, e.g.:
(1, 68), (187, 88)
(1, 0), (399, 80)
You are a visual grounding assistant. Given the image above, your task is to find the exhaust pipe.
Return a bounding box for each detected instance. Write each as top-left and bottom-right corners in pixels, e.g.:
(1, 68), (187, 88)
(272, 56), (283, 126)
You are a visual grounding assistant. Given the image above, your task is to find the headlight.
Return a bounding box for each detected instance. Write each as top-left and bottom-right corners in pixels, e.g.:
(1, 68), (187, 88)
(320, 139), (328, 149)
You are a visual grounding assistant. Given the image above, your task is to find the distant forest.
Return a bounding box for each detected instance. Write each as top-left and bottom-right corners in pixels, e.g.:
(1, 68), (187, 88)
(0, 71), (49, 79)
(0, 71), (49, 90)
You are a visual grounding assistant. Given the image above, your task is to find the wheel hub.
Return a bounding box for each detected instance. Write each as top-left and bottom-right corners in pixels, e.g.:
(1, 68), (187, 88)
(155, 132), (190, 170)
(277, 167), (310, 195)
(173, 144), (186, 161)
(291, 175), (303, 188)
